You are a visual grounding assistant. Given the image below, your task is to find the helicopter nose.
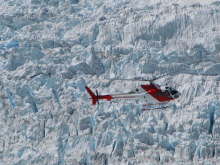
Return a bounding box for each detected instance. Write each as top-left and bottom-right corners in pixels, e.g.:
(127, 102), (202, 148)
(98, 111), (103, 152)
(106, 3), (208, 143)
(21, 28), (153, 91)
(174, 92), (181, 98)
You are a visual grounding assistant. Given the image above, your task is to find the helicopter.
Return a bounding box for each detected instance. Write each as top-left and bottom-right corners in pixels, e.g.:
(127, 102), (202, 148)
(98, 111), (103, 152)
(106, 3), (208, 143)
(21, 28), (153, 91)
(85, 75), (181, 110)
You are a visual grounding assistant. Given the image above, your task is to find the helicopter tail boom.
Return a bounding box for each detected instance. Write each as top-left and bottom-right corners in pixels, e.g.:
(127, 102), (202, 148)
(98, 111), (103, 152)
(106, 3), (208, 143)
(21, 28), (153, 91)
(85, 86), (113, 105)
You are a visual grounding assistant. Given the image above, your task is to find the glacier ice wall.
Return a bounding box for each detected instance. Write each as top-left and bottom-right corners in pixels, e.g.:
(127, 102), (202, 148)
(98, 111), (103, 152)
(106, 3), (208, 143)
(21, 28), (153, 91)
(0, 0), (220, 164)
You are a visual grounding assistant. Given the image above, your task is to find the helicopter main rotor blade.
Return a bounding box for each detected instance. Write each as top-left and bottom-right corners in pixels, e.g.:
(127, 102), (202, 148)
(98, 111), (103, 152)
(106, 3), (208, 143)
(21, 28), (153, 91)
(109, 78), (150, 82)
(108, 74), (168, 82)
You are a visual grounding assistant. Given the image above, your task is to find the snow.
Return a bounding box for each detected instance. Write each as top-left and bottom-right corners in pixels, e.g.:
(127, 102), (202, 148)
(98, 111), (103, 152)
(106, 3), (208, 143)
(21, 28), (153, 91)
(0, 0), (220, 164)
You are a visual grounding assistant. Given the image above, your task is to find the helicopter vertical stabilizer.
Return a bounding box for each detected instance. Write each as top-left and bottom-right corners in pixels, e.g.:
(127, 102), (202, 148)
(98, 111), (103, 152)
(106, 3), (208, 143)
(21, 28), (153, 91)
(85, 86), (98, 105)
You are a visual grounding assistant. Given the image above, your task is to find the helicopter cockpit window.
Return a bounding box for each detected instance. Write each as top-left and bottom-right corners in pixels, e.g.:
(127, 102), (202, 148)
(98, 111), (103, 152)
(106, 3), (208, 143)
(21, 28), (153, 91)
(165, 87), (171, 91)
(170, 89), (178, 95)
(165, 87), (178, 95)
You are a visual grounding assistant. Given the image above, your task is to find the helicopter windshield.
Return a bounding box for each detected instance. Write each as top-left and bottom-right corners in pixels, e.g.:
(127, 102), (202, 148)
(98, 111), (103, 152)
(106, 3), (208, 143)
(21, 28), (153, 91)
(170, 89), (178, 95)
(166, 87), (180, 99)
(165, 87), (178, 95)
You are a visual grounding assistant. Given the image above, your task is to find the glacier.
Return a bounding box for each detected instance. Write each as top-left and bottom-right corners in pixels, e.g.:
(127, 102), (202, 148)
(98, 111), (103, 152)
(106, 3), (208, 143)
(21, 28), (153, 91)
(0, 0), (220, 164)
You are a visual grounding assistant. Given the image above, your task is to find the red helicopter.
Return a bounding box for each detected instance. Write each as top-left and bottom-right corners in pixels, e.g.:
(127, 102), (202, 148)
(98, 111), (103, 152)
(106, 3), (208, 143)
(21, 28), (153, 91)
(85, 76), (181, 110)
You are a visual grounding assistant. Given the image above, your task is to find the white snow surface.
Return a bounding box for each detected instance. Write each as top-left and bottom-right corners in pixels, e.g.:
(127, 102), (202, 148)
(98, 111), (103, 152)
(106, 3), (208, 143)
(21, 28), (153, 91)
(1, 0), (220, 164)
